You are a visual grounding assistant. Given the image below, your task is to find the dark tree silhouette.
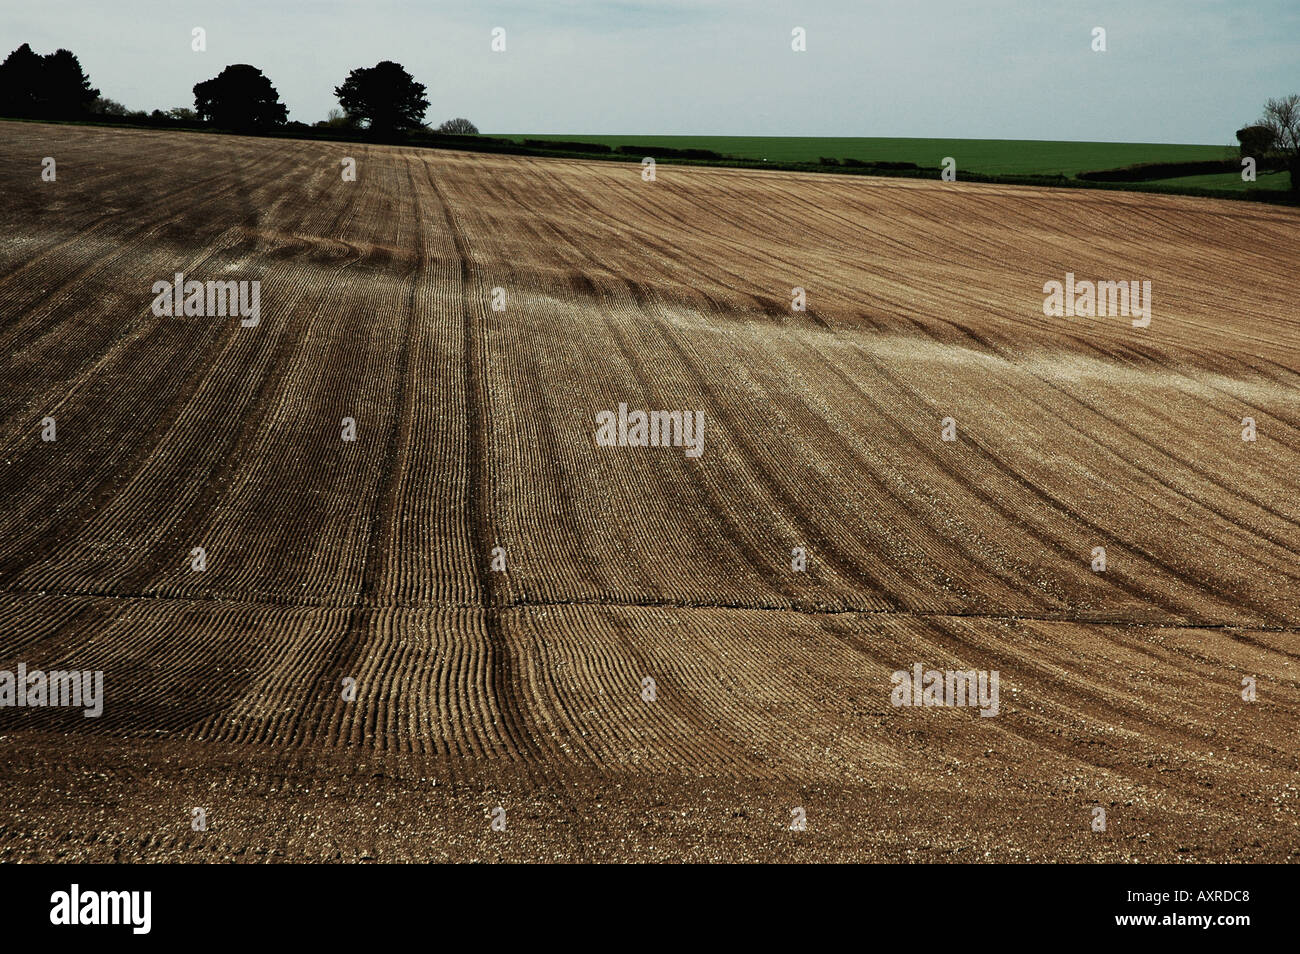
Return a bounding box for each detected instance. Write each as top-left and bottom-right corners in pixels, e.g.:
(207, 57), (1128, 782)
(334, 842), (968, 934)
(0, 43), (50, 117)
(435, 117), (478, 135)
(1235, 123), (1275, 160)
(193, 64), (288, 131)
(334, 61), (429, 135)
(41, 48), (99, 117)
(0, 44), (100, 118)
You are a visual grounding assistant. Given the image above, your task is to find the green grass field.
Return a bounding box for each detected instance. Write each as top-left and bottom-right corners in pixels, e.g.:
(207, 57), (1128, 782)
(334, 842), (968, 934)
(499, 134), (1237, 177)
(1144, 169), (1291, 192)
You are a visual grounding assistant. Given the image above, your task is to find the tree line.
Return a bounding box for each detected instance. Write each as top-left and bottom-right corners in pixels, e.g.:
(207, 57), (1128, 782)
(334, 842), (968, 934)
(1, 41), (1296, 190)
(0, 43), (477, 137)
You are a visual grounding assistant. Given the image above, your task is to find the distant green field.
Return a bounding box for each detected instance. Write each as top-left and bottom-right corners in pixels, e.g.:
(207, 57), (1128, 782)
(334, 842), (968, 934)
(1144, 169), (1291, 192)
(499, 134), (1235, 177)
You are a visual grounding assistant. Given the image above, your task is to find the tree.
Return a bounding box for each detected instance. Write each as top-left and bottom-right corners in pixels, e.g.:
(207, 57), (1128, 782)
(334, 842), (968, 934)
(0, 44), (99, 118)
(1235, 124), (1275, 160)
(40, 48), (99, 117)
(334, 61), (428, 135)
(435, 117), (478, 135)
(315, 107), (359, 130)
(88, 95), (130, 116)
(1257, 94), (1300, 191)
(193, 64), (288, 131)
(0, 43), (48, 116)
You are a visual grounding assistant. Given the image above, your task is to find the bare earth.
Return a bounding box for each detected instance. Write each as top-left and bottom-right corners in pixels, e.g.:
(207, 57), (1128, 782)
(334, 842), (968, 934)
(0, 121), (1297, 862)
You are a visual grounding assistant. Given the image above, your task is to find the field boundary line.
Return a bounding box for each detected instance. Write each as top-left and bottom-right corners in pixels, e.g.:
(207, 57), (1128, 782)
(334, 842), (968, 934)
(2, 586), (1297, 635)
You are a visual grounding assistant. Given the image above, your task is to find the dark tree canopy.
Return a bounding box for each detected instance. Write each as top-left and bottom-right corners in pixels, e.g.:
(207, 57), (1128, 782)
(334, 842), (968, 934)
(334, 61), (429, 135)
(41, 48), (100, 117)
(193, 64), (288, 131)
(435, 117), (478, 135)
(0, 43), (46, 116)
(0, 43), (99, 118)
(1235, 124), (1275, 159)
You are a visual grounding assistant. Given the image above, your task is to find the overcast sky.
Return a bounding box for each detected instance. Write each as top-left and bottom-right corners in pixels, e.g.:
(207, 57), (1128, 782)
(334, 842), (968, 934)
(5, 0), (1296, 143)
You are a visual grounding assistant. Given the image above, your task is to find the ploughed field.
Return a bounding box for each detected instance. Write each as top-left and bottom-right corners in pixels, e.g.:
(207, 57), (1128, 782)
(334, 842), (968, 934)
(0, 121), (1297, 862)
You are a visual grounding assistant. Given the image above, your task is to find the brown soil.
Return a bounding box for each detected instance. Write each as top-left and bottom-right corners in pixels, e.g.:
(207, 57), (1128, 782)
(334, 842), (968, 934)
(0, 122), (1297, 862)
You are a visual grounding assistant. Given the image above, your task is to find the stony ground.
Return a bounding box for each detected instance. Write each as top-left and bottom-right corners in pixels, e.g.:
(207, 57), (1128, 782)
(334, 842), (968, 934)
(0, 122), (1297, 862)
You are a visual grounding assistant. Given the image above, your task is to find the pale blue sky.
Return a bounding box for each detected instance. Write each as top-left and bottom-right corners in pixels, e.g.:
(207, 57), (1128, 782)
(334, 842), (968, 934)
(4, 0), (1296, 143)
